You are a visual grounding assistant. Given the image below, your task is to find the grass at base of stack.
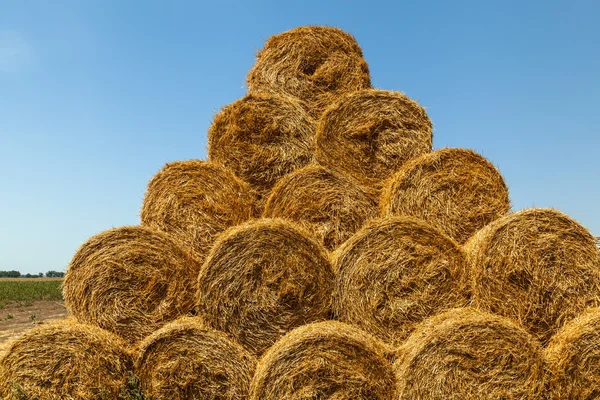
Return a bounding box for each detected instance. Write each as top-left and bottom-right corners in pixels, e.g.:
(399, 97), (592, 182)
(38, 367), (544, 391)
(0, 279), (63, 309)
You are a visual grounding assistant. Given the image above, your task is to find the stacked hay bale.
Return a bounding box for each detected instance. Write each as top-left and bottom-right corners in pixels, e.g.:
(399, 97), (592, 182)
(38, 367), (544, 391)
(3, 24), (600, 399)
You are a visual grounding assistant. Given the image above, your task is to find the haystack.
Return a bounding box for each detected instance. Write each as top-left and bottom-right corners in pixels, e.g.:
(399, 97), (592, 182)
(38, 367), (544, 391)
(316, 89), (432, 196)
(247, 26), (371, 118)
(135, 316), (257, 400)
(380, 148), (510, 244)
(333, 216), (469, 347)
(141, 160), (257, 264)
(545, 308), (600, 399)
(0, 319), (133, 400)
(466, 208), (600, 344)
(195, 218), (334, 355)
(250, 320), (396, 400)
(394, 308), (545, 399)
(63, 225), (199, 345)
(263, 164), (378, 251)
(208, 94), (315, 199)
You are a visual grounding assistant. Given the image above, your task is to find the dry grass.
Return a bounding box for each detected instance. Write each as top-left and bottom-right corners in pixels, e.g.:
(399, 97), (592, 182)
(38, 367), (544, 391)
(135, 316), (256, 400)
(250, 320), (396, 400)
(466, 208), (600, 345)
(247, 26), (371, 118)
(63, 225), (199, 346)
(380, 148), (510, 244)
(208, 93), (316, 201)
(544, 308), (600, 399)
(333, 216), (469, 347)
(394, 308), (546, 399)
(316, 89), (432, 197)
(141, 160), (258, 265)
(195, 218), (334, 355)
(0, 319), (134, 400)
(263, 164), (378, 251)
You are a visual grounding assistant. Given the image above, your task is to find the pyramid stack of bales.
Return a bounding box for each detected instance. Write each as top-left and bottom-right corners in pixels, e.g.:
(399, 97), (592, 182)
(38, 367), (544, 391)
(2, 25), (600, 399)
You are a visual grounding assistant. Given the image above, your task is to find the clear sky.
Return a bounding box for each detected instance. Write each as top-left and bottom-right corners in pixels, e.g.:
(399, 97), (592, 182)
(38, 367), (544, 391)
(1, 1), (599, 274)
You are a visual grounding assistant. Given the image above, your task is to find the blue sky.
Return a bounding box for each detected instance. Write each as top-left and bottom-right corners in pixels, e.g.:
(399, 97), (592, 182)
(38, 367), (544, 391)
(1, 1), (599, 274)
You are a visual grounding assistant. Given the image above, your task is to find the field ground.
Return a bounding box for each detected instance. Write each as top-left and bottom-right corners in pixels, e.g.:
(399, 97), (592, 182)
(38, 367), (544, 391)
(0, 279), (67, 358)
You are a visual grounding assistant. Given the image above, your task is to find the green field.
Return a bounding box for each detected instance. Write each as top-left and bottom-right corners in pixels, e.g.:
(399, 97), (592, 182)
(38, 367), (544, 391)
(0, 279), (63, 308)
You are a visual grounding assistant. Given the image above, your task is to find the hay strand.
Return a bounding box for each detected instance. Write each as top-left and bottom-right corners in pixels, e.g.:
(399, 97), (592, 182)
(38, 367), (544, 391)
(141, 160), (258, 264)
(333, 216), (469, 347)
(263, 164), (378, 251)
(135, 316), (257, 400)
(466, 208), (600, 344)
(63, 225), (199, 345)
(316, 89), (432, 196)
(394, 308), (546, 399)
(247, 26), (371, 118)
(544, 308), (600, 399)
(195, 218), (334, 355)
(380, 148), (510, 244)
(250, 320), (396, 400)
(208, 94), (316, 198)
(0, 319), (133, 400)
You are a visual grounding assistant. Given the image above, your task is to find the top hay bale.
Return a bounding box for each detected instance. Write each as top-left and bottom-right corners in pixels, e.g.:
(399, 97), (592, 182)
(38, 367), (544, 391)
(394, 308), (546, 400)
(263, 164), (379, 251)
(466, 208), (600, 345)
(316, 89), (433, 196)
(0, 319), (133, 400)
(208, 94), (315, 200)
(63, 225), (199, 345)
(247, 26), (371, 118)
(141, 160), (257, 265)
(381, 148), (510, 244)
(544, 308), (600, 399)
(250, 320), (397, 400)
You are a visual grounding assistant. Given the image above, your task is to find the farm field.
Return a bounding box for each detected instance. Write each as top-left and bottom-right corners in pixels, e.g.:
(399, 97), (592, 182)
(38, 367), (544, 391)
(0, 279), (67, 357)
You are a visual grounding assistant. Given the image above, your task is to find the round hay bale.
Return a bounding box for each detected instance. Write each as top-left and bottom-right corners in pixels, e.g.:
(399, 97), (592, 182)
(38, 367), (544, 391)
(135, 316), (257, 400)
(141, 160), (258, 264)
(63, 225), (199, 345)
(316, 89), (433, 196)
(247, 26), (371, 118)
(466, 208), (600, 344)
(250, 320), (396, 400)
(263, 164), (378, 251)
(196, 218), (334, 355)
(380, 148), (510, 244)
(0, 319), (133, 400)
(545, 308), (600, 399)
(333, 216), (469, 347)
(208, 94), (316, 199)
(394, 308), (545, 399)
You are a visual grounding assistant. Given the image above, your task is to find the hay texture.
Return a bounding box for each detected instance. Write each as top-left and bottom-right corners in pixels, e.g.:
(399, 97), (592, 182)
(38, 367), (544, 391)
(250, 320), (396, 400)
(0, 319), (133, 400)
(247, 26), (371, 118)
(263, 165), (378, 251)
(545, 308), (600, 399)
(381, 148), (510, 244)
(135, 316), (257, 400)
(63, 225), (199, 345)
(466, 208), (600, 344)
(333, 216), (469, 347)
(208, 94), (316, 198)
(394, 308), (545, 400)
(316, 89), (432, 196)
(195, 218), (334, 355)
(141, 160), (257, 264)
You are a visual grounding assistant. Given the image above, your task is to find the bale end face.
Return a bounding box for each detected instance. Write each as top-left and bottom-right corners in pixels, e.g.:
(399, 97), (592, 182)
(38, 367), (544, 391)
(394, 308), (546, 400)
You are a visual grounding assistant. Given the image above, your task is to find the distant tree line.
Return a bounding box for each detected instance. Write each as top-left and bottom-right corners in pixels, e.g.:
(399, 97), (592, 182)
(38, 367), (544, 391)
(0, 270), (65, 278)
